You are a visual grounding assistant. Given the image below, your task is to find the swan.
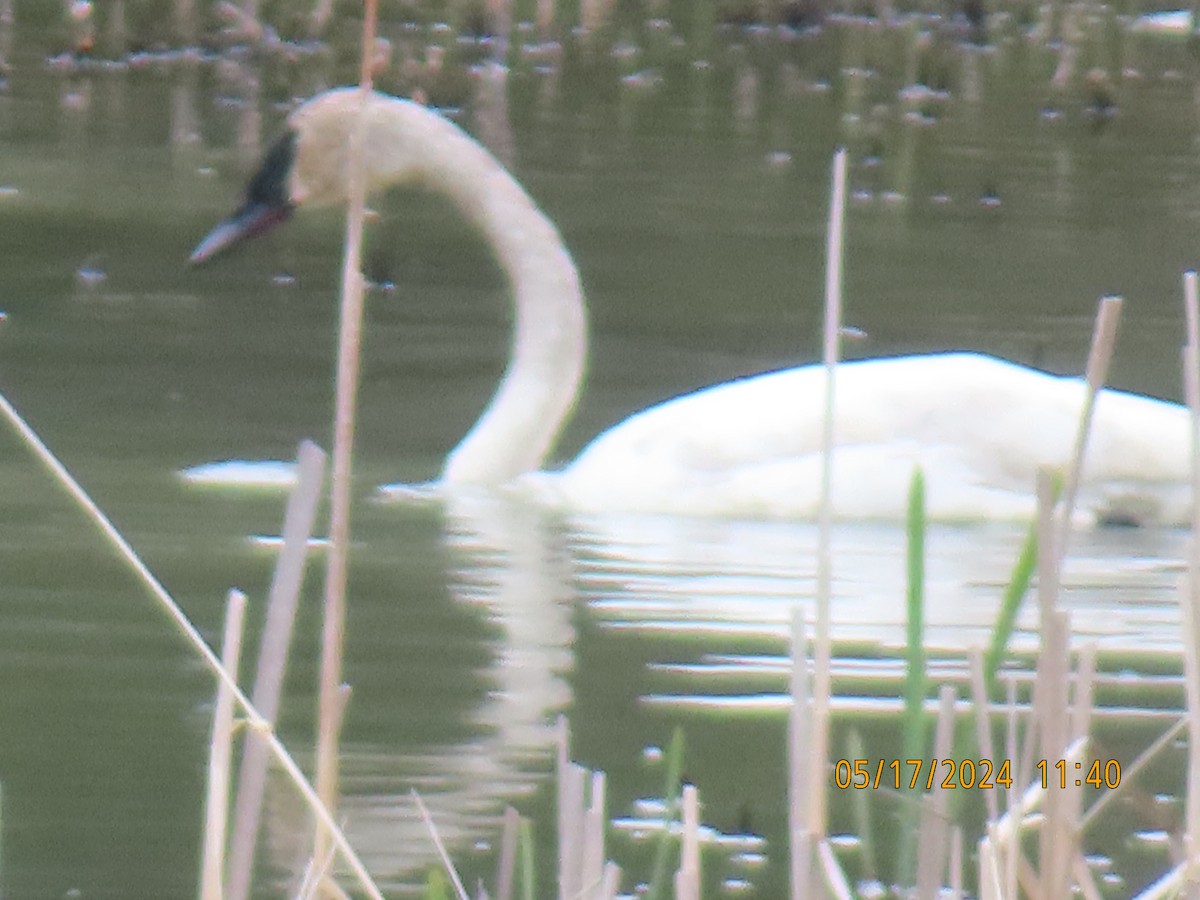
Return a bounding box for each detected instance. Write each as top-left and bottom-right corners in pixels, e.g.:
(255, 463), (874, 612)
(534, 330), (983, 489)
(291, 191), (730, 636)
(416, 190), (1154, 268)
(190, 88), (1193, 525)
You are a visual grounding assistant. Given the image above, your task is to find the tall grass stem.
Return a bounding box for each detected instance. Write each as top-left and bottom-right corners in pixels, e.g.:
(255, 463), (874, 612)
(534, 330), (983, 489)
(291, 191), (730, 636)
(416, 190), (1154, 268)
(315, 0), (381, 869)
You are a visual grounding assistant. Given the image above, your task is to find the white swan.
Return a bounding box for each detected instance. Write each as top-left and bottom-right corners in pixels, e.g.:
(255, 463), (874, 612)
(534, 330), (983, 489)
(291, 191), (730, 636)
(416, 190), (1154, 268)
(191, 88), (1193, 525)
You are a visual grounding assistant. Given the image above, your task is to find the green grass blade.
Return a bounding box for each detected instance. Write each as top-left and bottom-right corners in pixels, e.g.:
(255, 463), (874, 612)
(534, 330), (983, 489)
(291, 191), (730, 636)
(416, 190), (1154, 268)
(902, 468), (927, 764)
(982, 523), (1037, 696)
(898, 468), (927, 886)
(983, 471), (1059, 696)
(645, 727), (686, 900)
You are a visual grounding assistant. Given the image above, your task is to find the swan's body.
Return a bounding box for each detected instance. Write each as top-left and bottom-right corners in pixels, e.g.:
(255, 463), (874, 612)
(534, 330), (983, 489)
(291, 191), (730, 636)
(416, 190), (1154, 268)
(540, 352), (1191, 523)
(192, 88), (1193, 525)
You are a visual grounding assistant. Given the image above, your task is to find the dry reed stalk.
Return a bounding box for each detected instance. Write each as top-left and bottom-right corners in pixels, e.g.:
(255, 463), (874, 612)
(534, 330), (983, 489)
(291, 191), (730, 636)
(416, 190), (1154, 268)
(916, 685), (956, 898)
(1069, 644), (1097, 743)
(314, 0), (381, 872)
(1071, 855), (1104, 900)
(412, 790), (471, 900)
(983, 734), (1088, 900)
(1056, 295), (1122, 556)
(601, 862), (620, 898)
(495, 806), (520, 900)
(318, 879), (352, 900)
(816, 839), (853, 899)
(0, 393), (385, 899)
(226, 440), (326, 900)
(1003, 675), (1018, 817)
(1018, 297), (1120, 897)
(1015, 854), (1041, 897)
(556, 715), (584, 900)
(810, 145), (848, 846)
(486, 0), (512, 47)
(536, 0), (554, 32)
(998, 675), (1019, 900)
(1082, 717), (1186, 827)
(295, 837), (341, 900)
(949, 826), (963, 899)
(991, 736), (1087, 847)
(582, 771), (606, 894)
(1035, 470), (1071, 898)
(968, 647), (999, 822)
(1057, 643), (1097, 892)
(788, 609), (813, 900)
(1039, 611), (1076, 898)
(1181, 267), (1200, 890)
(978, 830), (1001, 900)
(562, 764), (586, 896)
(1138, 863), (1193, 899)
(200, 589), (247, 900)
(673, 784), (700, 900)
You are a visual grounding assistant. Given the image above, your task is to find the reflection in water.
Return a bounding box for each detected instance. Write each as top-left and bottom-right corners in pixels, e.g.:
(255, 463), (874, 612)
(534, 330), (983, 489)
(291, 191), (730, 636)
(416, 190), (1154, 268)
(572, 514), (1188, 654)
(244, 487), (1190, 889)
(264, 493), (575, 890)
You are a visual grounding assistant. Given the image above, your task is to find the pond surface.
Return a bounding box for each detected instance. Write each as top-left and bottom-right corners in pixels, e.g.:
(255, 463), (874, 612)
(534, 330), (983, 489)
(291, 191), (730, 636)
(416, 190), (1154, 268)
(2, 5), (1200, 897)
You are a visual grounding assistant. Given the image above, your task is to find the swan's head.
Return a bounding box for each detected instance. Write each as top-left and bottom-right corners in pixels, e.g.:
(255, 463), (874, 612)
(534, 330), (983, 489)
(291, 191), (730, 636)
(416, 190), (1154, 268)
(190, 89), (455, 265)
(189, 129), (297, 265)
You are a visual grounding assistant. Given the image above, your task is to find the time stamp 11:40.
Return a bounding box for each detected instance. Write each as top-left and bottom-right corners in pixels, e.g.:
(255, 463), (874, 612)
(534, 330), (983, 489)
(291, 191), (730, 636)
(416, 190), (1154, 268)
(833, 758), (1122, 791)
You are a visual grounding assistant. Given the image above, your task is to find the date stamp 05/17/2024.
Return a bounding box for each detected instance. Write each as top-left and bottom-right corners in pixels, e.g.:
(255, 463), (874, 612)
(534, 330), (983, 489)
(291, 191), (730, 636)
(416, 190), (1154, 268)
(833, 758), (1123, 792)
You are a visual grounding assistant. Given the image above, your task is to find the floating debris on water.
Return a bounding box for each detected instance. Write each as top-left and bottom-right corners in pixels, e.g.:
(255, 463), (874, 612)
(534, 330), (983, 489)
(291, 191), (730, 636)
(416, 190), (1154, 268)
(76, 257), (107, 287)
(979, 187), (1002, 208)
(1131, 9), (1192, 32)
(840, 325), (868, 341)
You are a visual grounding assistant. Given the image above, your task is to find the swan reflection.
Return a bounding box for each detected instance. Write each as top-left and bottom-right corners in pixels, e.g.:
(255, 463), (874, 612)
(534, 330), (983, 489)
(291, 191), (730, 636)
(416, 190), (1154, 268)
(262, 493), (574, 891)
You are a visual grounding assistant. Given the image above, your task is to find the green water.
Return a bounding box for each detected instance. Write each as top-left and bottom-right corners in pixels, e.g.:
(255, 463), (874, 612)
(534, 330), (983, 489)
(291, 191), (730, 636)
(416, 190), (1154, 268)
(2, 7), (1199, 897)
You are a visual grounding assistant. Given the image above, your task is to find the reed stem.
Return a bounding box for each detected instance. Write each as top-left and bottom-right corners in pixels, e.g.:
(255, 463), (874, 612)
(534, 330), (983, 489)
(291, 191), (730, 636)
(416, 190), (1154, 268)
(314, 0), (380, 871)
(0, 391), (384, 899)
(199, 589), (247, 900)
(1180, 269), (1200, 885)
(811, 145), (848, 844)
(227, 440), (325, 900)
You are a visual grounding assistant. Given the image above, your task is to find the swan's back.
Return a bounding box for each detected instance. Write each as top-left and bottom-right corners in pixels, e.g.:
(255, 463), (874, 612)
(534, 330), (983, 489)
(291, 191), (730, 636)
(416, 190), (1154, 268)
(550, 353), (1191, 523)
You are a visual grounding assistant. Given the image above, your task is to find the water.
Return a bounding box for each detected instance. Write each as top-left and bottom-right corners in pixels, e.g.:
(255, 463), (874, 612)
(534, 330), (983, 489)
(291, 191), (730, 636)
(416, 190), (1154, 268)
(1, 7), (1199, 897)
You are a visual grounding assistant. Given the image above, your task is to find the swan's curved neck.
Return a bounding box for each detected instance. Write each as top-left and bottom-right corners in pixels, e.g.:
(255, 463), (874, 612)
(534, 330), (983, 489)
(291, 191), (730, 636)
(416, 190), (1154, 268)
(369, 99), (586, 484)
